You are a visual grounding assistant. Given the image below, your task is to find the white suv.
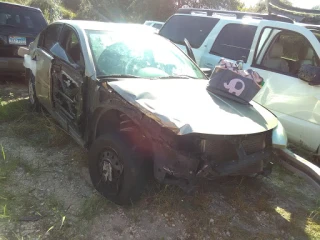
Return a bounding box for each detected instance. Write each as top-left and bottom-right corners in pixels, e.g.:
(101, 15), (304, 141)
(143, 20), (164, 30)
(159, 8), (320, 154)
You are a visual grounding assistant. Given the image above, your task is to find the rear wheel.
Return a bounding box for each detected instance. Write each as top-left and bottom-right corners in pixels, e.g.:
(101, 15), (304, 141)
(27, 71), (40, 111)
(88, 132), (148, 205)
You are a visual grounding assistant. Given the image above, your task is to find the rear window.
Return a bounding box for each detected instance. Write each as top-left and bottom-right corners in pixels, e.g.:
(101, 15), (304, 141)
(210, 24), (257, 62)
(159, 15), (219, 49)
(0, 4), (47, 33)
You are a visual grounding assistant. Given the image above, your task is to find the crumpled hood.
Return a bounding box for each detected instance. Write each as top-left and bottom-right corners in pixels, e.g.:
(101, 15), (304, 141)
(108, 79), (278, 135)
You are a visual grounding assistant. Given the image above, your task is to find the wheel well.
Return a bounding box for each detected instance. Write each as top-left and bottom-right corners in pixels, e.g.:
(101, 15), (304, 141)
(96, 109), (121, 138)
(94, 109), (153, 161)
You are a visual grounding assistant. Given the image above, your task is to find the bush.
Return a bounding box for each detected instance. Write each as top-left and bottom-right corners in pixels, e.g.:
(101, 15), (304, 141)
(28, 0), (75, 22)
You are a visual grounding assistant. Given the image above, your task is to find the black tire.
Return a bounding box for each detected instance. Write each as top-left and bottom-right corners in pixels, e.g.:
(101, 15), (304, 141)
(27, 71), (40, 112)
(88, 132), (147, 205)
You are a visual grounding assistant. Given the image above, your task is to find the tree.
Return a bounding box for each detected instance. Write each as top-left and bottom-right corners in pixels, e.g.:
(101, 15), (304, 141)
(29, 0), (63, 22)
(176, 0), (244, 11)
(77, 0), (245, 22)
(129, 0), (176, 22)
(245, 0), (293, 13)
(312, 5), (320, 10)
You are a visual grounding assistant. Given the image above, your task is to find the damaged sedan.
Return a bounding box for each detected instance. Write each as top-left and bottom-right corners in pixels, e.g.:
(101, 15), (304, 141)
(19, 20), (287, 205)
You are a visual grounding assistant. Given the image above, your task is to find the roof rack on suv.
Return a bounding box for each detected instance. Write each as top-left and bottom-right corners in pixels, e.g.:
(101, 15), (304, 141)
(177, 8), (294, 24)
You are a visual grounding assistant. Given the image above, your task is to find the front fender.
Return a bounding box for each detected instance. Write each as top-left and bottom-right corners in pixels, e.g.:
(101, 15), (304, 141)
(272, 121), (288, 149)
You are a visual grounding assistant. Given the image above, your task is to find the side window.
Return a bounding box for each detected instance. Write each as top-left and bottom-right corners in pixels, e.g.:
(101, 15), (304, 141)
(59, 26), (84, 67)
(153, 23), (163, 30)
(42, 24), (62, 50)
(159, 15), (220, 48)
(210, 24), (257, 62)
(257, 29), (319, 75)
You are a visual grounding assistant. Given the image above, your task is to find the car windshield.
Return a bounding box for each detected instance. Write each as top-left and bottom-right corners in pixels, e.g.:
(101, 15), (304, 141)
(0, 4), (47, 33)
(86, 30), (207, 79)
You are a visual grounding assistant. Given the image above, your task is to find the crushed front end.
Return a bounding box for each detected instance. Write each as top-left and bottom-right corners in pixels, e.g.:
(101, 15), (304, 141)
(153, 123), (287, 191)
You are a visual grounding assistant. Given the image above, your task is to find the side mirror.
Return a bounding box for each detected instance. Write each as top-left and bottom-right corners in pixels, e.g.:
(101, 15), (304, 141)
(201, 67), (213, 77)
(17, 47), (29, 57)
(298, 64), (320, 85)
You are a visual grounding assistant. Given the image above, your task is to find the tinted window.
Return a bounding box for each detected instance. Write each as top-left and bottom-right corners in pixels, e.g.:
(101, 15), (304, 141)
(210, 24), (257, 62)
(0, 4), (47, 33)
(59, 26), (84, 66)
(43, 24), (63, 50)
(159, 15), (219, 48)
(153, 23), (163, 29)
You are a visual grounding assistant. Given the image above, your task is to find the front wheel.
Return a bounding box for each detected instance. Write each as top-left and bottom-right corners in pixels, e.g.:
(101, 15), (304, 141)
(88, 132), (148, 205)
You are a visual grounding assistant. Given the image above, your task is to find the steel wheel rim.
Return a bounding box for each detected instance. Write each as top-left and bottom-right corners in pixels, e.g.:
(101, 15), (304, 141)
(98, 147), (124, 195)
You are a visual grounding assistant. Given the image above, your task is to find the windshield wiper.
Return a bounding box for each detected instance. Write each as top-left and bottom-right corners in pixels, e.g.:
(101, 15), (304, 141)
(97, 74), (140, 79)
(157, 75), (197, 79)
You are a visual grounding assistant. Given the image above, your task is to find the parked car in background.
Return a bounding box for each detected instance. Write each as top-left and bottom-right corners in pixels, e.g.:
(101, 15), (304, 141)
(143, 20), (164, 30)
(159, 8), (320, 155)
(19, 20), (287, 205)
(0, 2), (47, 77)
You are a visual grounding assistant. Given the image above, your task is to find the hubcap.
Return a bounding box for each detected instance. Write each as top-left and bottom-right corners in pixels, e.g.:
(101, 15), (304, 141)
(99, 148), (124, 191)
(28, 78), (35, 104)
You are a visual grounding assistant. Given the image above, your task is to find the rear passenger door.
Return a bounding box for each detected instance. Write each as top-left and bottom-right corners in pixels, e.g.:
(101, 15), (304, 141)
(199, 23), (257, 69)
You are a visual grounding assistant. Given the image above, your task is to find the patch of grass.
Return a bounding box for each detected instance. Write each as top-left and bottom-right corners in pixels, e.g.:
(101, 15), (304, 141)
(5, 109), (72, 148)
(77, 193), (111, 221)
(0, 99), (29, 123)
(0, 153), (21, 183)
(143, 183), (216, 238)
(305, 218), (320, 240)
(1, 96), (72, 148)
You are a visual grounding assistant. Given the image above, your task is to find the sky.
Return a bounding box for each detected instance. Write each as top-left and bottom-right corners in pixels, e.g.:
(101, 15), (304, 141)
(242, 0), (318, 9)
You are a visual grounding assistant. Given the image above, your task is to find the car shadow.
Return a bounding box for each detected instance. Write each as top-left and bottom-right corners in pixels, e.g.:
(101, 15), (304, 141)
(142, 167), (318, 239)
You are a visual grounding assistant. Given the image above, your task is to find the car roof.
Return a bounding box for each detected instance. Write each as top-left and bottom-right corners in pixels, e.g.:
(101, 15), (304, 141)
(0, 1), (42, 12)
(147, 21), (164, 24)
(172, 12), (320, 29)
(56, 20), (157, 33)
(172, 13), (261, 26)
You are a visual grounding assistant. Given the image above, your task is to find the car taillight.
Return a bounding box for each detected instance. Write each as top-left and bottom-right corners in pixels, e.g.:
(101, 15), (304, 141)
(0, 35), (8, 45)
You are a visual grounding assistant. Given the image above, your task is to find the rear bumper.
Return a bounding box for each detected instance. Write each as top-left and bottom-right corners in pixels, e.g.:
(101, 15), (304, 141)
(0, 57), (25, 76)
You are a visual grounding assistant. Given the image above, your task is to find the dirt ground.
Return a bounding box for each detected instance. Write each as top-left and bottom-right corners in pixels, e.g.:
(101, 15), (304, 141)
(0, 80), (319, 240)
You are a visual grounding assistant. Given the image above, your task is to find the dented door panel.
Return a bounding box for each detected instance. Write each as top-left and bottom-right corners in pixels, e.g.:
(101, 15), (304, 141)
(35, 48), (53, 110)
(52, 59), (84, 132)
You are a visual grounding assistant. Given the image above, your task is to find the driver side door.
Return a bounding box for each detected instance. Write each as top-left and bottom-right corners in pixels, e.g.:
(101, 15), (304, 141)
(51, 25), (86, 134)
(35, 23), (63, 110)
